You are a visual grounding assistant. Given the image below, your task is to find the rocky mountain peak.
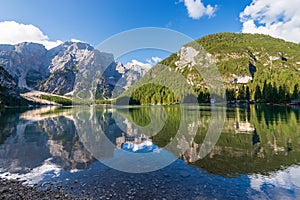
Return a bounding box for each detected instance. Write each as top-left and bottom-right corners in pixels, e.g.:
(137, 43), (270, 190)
(0, 41), (151, 99)
(47, 42), (96, 73)
(37, 41), (120, 96)
(116, 60), (151, 75)
(49, 41), (94, 55)
(14, 42), (47, 55)
(114, 60), (152, 94)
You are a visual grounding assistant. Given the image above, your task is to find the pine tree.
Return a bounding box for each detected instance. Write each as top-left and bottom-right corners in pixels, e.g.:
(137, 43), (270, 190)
(238, 85), (245, 100)
(254, 85), (262, 101)
(278, 85), (285, 103)
(283, 84), (290, 103)
(271, 83), (278, 103)
(226, 89), (235, 101)
(262, 81), (268, 102)
(292, 83), (299, 100)
(245, 86), (250, 101)
(262, 82), (272, 102)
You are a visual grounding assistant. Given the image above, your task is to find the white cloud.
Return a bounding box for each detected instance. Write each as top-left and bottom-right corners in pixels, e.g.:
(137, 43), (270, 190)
(240, 0), (300, 43)
(71, 38), (84, 43)
(249, 166), (300, 195)
(126, 59), (152, 68)
(0, 21), (62, 49)
(146, 56), (162, 65)
(152, 56), (163, 63)
(180, 0), (217, 19)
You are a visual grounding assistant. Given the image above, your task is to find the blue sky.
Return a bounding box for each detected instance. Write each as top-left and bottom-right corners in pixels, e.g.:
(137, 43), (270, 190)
(0, 0), (250, 44)
(0, 0), (299, 63)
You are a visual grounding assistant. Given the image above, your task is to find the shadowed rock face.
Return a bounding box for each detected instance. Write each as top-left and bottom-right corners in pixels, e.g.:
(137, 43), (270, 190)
(0, 66), (19, 96)
(248, 62), (257, 78)
(0, 66), (28, 106)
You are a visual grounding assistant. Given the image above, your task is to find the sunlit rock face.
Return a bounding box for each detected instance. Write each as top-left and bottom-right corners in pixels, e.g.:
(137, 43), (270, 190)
(232, 74), (253, 84)
(38, 42), (123, 96)
(114, 61), (151, 96)
(175, 46), (199, 72)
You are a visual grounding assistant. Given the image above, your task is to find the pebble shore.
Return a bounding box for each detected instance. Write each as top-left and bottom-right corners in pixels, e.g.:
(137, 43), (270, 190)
(0, 178), (90, 200)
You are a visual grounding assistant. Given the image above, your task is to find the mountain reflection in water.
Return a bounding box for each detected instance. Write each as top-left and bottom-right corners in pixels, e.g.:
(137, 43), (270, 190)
(0, 105), (299, 199)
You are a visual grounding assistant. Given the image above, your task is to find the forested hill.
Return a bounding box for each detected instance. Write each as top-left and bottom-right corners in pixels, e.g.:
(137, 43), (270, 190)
(117, 33), (300, 105)
(197, 33), (300, 86)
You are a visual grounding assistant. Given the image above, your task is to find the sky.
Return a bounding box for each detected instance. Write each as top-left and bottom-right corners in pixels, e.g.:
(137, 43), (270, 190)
(0, 0), (299, 64)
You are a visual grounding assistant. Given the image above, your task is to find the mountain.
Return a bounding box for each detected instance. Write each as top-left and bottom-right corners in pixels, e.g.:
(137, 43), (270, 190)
(0, 66), (19, 95)
(0, 41), (120, 97)
(114, 60), (151, 96)
(0, 43), (48, 89)
(0, 66), (28, 107)
(36, 41), (121, 97)
(118, 33), (300, 105)
(0, 42), (150, 102)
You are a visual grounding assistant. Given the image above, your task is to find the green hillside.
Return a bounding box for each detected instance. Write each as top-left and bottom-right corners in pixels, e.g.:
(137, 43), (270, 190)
(118, 33), (300, 105)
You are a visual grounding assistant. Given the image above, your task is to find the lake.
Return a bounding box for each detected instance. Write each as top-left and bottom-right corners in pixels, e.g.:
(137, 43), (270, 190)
(0, 105), (299, 199)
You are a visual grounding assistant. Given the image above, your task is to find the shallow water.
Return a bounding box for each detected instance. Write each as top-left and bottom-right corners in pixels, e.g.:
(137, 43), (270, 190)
(0, 105), (299, 199)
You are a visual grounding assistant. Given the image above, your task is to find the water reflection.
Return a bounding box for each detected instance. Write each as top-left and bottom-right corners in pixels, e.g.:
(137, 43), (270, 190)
(0, 105), (299, 198)
(0, 107), (96, 183)
(72, 106), (208, 173)
(192, 105), (300, 176)
(234, 107), (255, 133)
